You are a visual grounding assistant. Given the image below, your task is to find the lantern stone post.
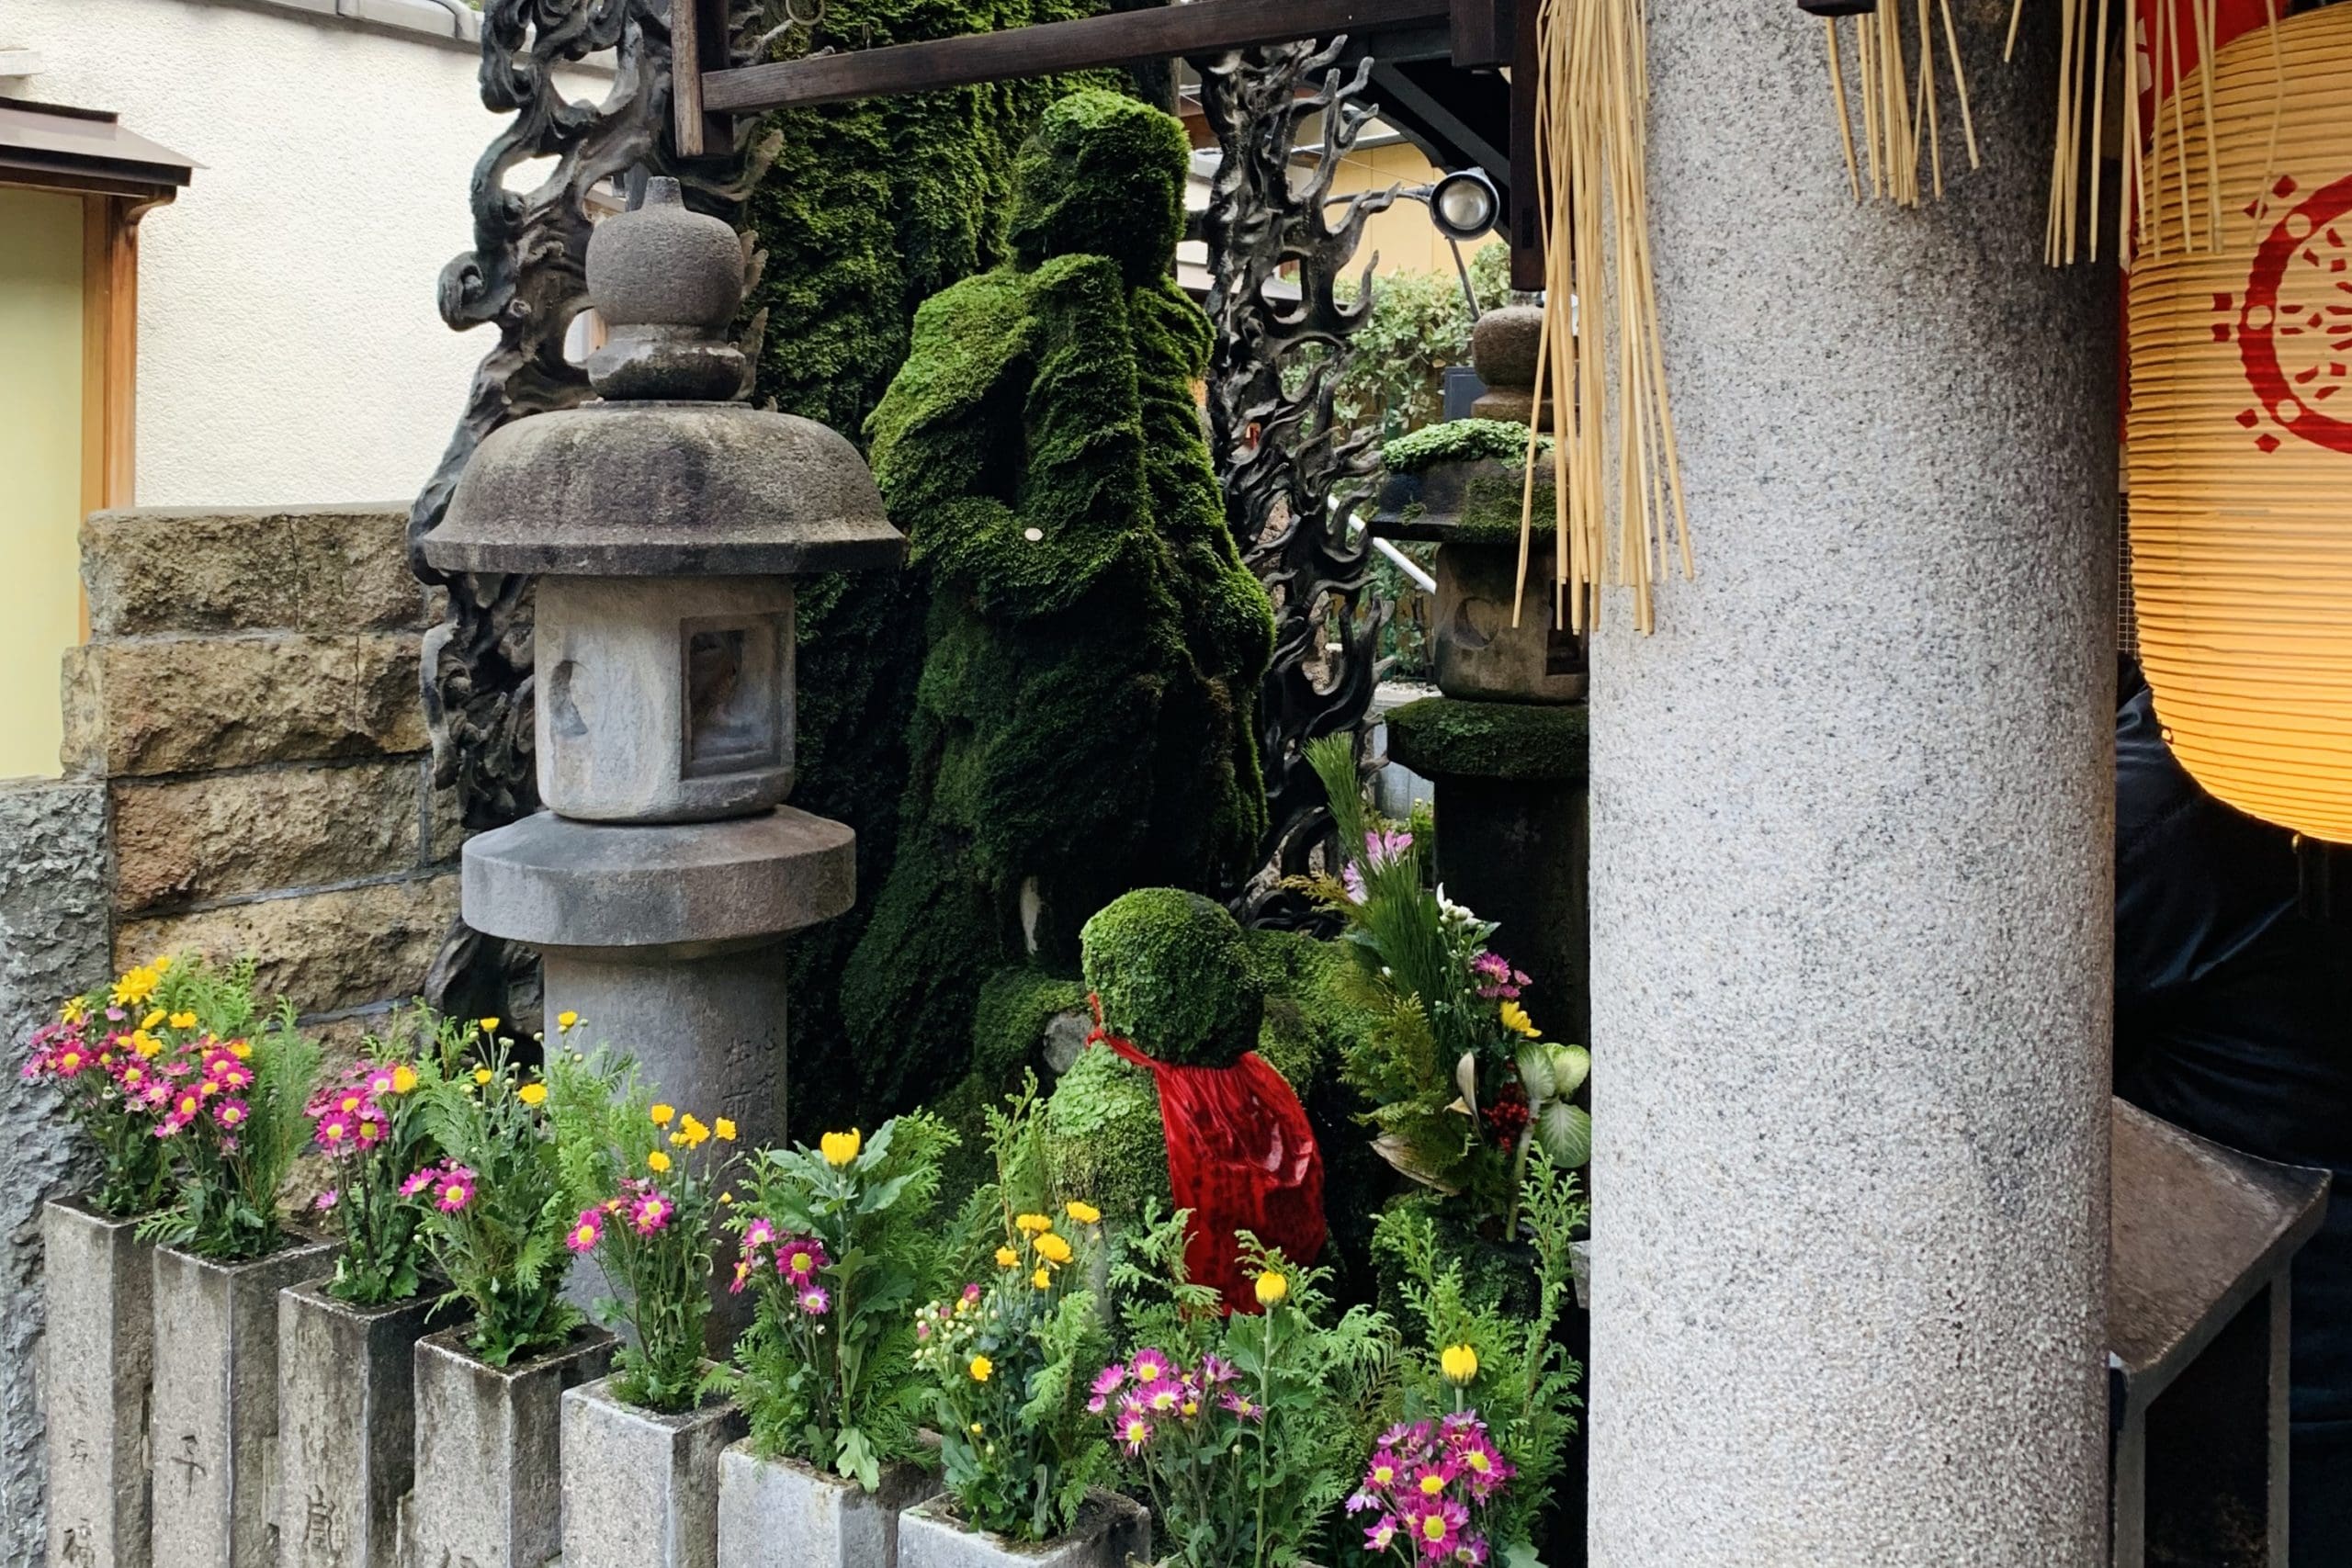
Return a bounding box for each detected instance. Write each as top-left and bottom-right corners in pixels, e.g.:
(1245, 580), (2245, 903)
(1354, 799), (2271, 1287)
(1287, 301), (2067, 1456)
(420, 178), (902, 1157)
(1587, 5), (2117, 1565)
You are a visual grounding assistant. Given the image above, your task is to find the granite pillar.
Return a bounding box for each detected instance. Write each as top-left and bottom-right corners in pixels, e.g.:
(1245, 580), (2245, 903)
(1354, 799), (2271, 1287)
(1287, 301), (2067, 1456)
(40, 1197), (153, 1568)
(1587, 4), (2118, 1564)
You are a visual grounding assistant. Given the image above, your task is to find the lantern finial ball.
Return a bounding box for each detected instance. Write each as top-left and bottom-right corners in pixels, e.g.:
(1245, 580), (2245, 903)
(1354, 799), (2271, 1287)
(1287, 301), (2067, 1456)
(585, 175), (747, 402)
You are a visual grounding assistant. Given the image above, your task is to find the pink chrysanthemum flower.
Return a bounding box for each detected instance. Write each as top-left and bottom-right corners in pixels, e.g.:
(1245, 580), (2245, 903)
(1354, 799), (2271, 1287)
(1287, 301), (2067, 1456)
(777, 1236), (827, 1282)
(1220, 1391), (1263, 1422)
(213, 1098), (250, 1131)
(398, 1168), (435, 1199)
(1342, 863), (1367, 904)
(1406, 1496), (1468, 1561)
(566, 1209), (604, 1255)
(1138, 1377), (1182, 1416)
(1117, 1411), (1153, 1456)
(797, 1284), (830, 1315)
(315, 1190), (339, 1213)
(1364, 827), (1414, 869)
(354, 1112), (385, 1148)
(1365, 1516), (1402, 1553)
(629, 1192), (673, 1235)
(434, 1168), (476, 1213)
(961, 1281), (983, 1304)
(1091, 1363), (1126, 1399)
(1127, 1348), (1172, 1385)
(742, 1218), (776, 1251)
(365, 1066), (399, 1097)
(314, 1111), (355, 1153)
(1197, 1353), (1237, 1387)
(728, 1258), (752, 1295)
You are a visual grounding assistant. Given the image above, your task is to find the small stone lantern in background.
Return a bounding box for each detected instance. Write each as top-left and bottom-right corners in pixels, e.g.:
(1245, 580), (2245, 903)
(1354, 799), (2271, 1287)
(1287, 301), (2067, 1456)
(421, 177), (902, 1155)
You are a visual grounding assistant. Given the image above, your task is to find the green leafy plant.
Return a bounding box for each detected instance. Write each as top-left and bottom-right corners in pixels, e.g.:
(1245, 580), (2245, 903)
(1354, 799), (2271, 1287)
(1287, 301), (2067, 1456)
(1101, 1211), (1392, 1568)
(121, 956), (322, 1261)
(1298, 735), (1589, 1232)
(546, 1049), (736, 1412)
(1326, 246), (1522, 446)
(406, 1025), (583, 1368)
(910, 1076), (1114, 1542)
(714, 1112), (963, 1484)
(1368, 1149), (1588, 1558)
(307, 1010), (465, 1305)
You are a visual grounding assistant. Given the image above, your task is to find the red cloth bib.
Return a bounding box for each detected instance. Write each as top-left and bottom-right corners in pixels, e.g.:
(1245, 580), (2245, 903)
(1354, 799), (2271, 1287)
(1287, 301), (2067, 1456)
(1091, 1021), (1326, 1313)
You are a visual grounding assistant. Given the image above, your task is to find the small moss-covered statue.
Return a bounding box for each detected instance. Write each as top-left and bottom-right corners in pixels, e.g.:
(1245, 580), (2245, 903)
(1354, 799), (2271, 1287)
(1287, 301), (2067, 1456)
(1044, 889), (1324, 1309)
(839, 90), (1275, 1111)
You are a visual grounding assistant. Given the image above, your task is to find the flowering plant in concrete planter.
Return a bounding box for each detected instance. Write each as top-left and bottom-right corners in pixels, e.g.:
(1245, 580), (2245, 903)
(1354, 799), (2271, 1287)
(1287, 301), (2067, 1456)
(308, 1008), (464, 1305)
(1363, 1148), (1587, 1559)
(910, 1077), (1114, 1542)
(119, 955), (323, 1261)
(1299, 735), (1590, 1234)
(715, 1110), (959, 1485)
(1099, 1213), (1388, 1568)
(407, 1023), (584, 1367)
(548, 1049), (738, 1413)
(17, 962), (183, 1217)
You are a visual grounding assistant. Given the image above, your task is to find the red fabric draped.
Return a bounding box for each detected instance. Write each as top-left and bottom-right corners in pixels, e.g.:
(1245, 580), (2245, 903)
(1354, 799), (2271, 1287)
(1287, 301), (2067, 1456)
(1091, 1025), (1325, 1314)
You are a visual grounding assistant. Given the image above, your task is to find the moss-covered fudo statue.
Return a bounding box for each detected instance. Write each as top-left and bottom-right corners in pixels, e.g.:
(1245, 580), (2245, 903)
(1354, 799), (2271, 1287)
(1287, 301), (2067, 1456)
(839, 90), (1276, 1111)
(1044, 889), (1325, 1309)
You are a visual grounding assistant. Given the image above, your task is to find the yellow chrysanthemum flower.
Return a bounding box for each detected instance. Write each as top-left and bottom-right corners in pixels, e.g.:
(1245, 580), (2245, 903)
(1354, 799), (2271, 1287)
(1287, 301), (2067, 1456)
(995, 1247), (1019, 1269)
(1034, 1232), (1073, 1266)
(150, 955), (173, 973)
(391, 1064), (419, 1094)
(516, 1083), (548, 1107)
(650, 1104), (675, 1127)
(1499, 1000), (1540, 1039)
(1253, 1271), (1289, 1308)
(130, 1031), (162, 1059)
(714, 1119), (737, 1143)
(168, 1011), (197, 1031)
(1032, 1267), (1053, 1290)
(229, 1041), (252, 1060)
(820, 1129), (862, 1167)
(140, 1010), (164, 1031)
(479, 1017), (501, 1033)
(557, 1010), (579, 1032)
(1014, 1213), (1052, 1235)
(967, 1355), (992, 1383)
(1063, 1201), (1101, 1226)
(111, 967), (159, 1008)
(472, 1068), (494, 1086)
(60, 997), (85, 1025)
(648, 1150), (672, 1174)
(677, 1114), (709, 1148)
(1441, 1344), (1480, 1385)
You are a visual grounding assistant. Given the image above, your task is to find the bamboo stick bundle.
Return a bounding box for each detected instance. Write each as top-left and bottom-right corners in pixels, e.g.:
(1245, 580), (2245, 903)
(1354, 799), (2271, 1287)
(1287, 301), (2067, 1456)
(1819, 0), (1982, 208)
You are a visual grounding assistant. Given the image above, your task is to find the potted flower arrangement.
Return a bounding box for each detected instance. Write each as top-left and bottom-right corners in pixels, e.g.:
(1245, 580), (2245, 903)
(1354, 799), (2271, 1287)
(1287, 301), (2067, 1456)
(1094, 1210), (1390, 1568)
(899, 1078), (1148, 1568)
(1353, 1149), (1589, 1566)
(276, 1010), (462, 1568)
(546, 1050), (745, 1568)
(25, 959), (181, 1566)
(118, 954), (334, 1568)
(406, 1020), (615, 1568)
(712, 1112), (959, 1567)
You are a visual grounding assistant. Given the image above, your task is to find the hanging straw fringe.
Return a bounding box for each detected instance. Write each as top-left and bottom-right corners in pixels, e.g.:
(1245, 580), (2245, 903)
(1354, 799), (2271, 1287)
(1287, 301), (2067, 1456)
(1513, 0), (1690, 638)
(1821, 0), (1982, 207)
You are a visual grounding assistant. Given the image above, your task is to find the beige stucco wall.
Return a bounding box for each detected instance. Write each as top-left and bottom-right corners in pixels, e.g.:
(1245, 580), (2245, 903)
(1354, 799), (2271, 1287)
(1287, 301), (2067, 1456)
(3, 0), (605, 507)
(0, 188), (86, 778)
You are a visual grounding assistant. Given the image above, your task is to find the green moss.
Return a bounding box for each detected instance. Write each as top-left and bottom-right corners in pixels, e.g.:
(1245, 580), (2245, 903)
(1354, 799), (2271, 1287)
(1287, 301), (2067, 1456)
(839, 93), (1274, 1111)
(1452, 469), (1560, 547)
(1009, 89), (1190, 288)
(1380, 419), (1548, 474)
(1385, 696), (1589, 784)
(1041, 1044), (1172, 1225)
(743, 0), (1127, 1138)
(1080, 889), (1261, 1068)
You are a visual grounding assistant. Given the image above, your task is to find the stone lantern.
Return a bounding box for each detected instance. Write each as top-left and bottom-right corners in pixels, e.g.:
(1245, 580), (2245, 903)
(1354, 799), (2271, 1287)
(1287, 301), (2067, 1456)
(420, 177), (902, 1153)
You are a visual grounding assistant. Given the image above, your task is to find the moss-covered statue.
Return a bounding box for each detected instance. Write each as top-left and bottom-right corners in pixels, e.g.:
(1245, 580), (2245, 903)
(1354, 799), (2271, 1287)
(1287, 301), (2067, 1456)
(1043, 889), (1325, 1309)
(839, 90), (1276, 1112)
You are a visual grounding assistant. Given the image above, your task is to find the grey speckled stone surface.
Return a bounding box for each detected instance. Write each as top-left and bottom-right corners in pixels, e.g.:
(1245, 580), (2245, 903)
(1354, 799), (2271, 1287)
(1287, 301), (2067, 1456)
(408, 1325), (614, 1568)
(40, 1198), (153, 1568)
(1586, 3), (2117, 1564)
(715, 1443), (939, 1568)
(0, 778), (111, 1568)
(558, 1379), (744, 1568)
(146, 1239), (337, 1568)
(897, 1493), (1150, 1568)
(276, 1281), (446, 1568)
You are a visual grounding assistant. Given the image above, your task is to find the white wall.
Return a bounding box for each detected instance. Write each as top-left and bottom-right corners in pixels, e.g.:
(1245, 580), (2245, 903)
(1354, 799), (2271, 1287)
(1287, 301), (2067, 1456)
(5, 0), (608, 507)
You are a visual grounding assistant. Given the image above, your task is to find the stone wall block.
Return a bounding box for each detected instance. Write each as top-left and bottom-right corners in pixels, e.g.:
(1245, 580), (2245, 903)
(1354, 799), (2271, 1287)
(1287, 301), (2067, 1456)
(83, 507), (429, 638)
(897, 1493), (1151, 1568)
(115, 874), (458, 1020)
(63, 634), (430, 779)
(559, 1378), (746, 1568)
(112, 762), (425, 915)
(409, 1325), (615, 1568)
(276, 1281), (447, 1568)
(147, 1238), (337, 1568)
(40, 1197), (155, 1568)
(716, 1443), (938, 1568)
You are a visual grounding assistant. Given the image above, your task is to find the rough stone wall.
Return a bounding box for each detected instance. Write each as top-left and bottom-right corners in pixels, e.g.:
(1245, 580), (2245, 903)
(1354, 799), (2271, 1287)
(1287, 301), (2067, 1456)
(1, 503), (457, 1565)
(62, 505), (461, 1021)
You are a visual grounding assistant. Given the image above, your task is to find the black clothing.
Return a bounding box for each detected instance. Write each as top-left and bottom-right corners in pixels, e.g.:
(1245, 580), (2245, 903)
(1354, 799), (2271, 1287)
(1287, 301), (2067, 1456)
(2115, 686), (2352, 1562)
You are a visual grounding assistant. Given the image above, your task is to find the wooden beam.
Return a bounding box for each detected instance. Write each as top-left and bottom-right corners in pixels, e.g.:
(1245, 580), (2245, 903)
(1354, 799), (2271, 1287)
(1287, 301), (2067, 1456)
(670, 0), (730, 157)
(1507, 0), (1542, 291)
(1449, 0), (1512, 69)
(702, 0), (1452, 114)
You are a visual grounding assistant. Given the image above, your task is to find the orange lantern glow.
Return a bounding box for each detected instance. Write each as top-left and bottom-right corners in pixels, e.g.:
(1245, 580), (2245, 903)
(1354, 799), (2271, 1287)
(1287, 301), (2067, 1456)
(2128, 4), (2352, 840)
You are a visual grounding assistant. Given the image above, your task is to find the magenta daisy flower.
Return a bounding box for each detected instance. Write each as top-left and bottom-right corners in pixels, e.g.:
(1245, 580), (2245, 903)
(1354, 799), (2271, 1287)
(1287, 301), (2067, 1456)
(797, 1284), (830, 1315)
(433, 1167), (476, 1213)
(628, 1192), (673, 1235)
(314, 1110), (355, 1153)
(1116, 1411), (1153, 1456)
(1196, 1353), (1237, 1386)
(398, 1168), (435, 1199)
(1220, 1391), (1264, 1422)
(777, 1235), (828, 1282)
(354, 1111), (385, 1147)
(1127, 1348), (1172, 1385)
(565, 1209), (604, 1255)
(742, 1217), (776, 1250)
(1364, 1515), (1402, 1553)
(213, 1098), (250, 1131)
(1407, 1497), (1467, 1561)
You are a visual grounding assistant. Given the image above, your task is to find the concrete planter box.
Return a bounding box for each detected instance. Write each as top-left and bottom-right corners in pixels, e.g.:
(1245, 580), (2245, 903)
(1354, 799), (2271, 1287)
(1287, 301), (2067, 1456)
(40, 1195), (156, 1568)
(274, 1280), (448, 1568)
(558, 1376), (746, 1568)
(899, 1491), (1151, 1568)
(146, 1235), (337, 1568)
(408, 1324), (615, 1568)
(716, 1441), (940, 1567)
